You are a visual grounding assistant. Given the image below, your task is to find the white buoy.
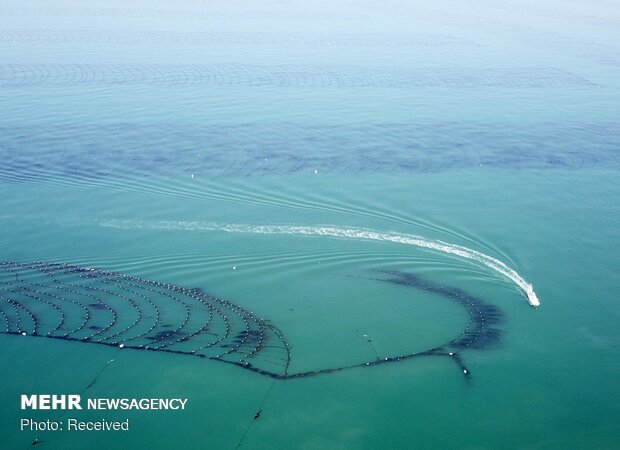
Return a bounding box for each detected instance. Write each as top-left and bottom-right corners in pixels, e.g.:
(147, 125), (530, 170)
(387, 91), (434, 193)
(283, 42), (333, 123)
(314, 169), (318, 174)
(119, 343), (125, 349)
(449, 352), (454, 356)
(232, 266), (237, 270)
(21, 331), (26, 336)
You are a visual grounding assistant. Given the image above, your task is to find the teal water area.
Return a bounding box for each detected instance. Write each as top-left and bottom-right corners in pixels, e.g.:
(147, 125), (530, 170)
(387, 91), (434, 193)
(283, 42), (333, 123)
(0, 1), (619, 449)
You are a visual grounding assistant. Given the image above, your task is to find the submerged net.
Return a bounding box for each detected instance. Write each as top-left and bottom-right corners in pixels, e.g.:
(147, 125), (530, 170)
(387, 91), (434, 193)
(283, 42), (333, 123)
(0, 261), (503, 378)
(0, 261), (291, 377)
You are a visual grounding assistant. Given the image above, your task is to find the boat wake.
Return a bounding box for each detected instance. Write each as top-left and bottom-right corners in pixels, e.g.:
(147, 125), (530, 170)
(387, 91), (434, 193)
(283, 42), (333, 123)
(100, 220), (540, 307)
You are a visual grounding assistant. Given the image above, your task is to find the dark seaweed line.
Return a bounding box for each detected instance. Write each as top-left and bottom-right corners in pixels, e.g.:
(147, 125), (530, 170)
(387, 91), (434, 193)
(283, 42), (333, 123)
(0, 144), (605, 183)
(2, 7), (371, 21)
(0, 121), (615, 185)
(378, 271), (504, 351)
(0, 64), (595, 88)
(0, 29), (475, 47)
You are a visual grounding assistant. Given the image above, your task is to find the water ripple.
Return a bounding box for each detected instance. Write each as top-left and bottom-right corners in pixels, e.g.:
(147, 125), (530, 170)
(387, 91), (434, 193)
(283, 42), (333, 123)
(0, 64), (595, 88)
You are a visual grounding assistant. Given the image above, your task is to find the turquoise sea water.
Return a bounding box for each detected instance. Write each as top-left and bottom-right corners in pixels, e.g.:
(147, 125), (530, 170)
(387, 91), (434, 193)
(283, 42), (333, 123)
(0, 0), (619, 449)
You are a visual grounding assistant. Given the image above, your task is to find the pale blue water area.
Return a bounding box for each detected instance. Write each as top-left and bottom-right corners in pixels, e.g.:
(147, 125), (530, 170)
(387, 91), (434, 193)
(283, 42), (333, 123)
(0, 0), (619, 449)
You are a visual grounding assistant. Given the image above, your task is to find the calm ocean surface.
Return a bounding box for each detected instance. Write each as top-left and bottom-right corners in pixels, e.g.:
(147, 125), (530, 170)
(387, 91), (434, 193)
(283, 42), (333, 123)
(1, 0), (619, 449)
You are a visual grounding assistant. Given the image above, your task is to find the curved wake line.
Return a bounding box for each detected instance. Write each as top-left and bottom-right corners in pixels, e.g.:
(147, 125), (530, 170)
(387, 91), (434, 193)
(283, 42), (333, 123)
(100, 220), (540, 307)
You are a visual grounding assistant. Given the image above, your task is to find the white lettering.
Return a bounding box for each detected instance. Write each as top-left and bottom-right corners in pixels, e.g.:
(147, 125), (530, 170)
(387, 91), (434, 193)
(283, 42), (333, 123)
(22, 395), (82, 410)
(51, 396), (65, 409)
(21, 395), (37, 409)
(83, 397), (189, 410)
(38, 395), (50, 409)
(68, 395), (82, 410)
(20, 419), (60, 431)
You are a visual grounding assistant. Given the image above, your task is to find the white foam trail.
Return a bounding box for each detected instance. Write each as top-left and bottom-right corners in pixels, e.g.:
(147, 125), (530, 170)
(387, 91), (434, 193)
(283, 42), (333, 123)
(100, 220), (540, 307)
